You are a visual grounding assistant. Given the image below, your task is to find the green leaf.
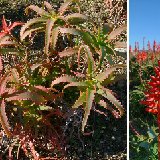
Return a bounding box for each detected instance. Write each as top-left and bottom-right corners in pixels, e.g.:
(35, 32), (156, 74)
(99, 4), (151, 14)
(147, 127), (157, 139)
(102, 23), (114, 35)
(106, 45), (116, 55)
(72, 91), (86, 108)
(79, 31), (98, 49)
(82, 89), (95, 132)
(99, 46), (106, 68)
(139, 141), (149, 150)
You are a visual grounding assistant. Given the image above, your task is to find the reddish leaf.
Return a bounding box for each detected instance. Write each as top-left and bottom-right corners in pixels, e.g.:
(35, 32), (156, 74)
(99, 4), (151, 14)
(6, 91), (45, 105)
(0, 100), (12, 137)
(51, 75), (76, 87)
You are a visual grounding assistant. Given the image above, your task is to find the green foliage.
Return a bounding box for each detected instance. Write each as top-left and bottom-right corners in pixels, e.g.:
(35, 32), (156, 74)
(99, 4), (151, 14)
(130, 49), (159, 159)
(0, 1), (126, 158)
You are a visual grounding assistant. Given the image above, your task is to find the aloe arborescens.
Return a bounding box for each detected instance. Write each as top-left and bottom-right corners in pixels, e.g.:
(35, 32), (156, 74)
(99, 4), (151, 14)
(141, 60), (160, 158)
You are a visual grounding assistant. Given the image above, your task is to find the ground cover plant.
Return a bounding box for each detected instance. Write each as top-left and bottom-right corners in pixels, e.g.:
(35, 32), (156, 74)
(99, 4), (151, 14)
(130, 41), (160, 160)
(0, 0), (127, 159)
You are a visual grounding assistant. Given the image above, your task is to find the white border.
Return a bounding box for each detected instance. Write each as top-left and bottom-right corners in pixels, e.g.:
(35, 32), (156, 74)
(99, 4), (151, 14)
(127, 0), (129, 159)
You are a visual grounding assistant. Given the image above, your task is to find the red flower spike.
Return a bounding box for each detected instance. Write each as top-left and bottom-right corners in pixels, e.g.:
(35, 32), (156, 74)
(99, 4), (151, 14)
(136, 51), (147, 64)
(129, 45), (132, 52)
(153, 40), (157, 52)
(147, 41), (151, 51)
(0, 15), (24, 38)
(141, 62), (160, 117)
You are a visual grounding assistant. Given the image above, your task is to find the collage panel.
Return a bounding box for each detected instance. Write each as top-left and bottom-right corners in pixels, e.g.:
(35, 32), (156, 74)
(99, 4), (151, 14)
(130, 0), (159, 159)
(0, 0), (127, 160)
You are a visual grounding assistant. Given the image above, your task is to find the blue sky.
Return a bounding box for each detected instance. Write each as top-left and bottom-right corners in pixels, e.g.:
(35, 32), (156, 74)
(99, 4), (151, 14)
(130, 0), (160, 50)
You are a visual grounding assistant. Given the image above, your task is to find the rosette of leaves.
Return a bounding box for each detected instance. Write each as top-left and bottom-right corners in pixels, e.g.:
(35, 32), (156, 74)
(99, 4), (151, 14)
(0, 56), (62, 137)
(57, 22), (126, 72)
(20, 0), (89, 57)
(51, 44), (125, 132)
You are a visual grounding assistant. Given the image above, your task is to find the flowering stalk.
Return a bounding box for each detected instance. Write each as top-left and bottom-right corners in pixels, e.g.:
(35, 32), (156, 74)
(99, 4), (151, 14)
(141, 60), (160, 158)
(136, 51), (147, 83)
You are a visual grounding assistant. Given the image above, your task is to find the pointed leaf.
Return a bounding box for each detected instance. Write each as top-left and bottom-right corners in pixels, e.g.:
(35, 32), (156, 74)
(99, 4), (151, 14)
(59, 27), (80, 35)
(114, 41), (127, 48)
(98, 87), (124, 116)
(0, 73), (9, 95)
(44, 1), (53, 11)
(98, 100), (120, 118)
(79, 31), (98, 49)
(96, 64), (125, 82)
(0, 56), (3, 74)
(9, 22), (24, 31)
(6, 91), (45, 105)
(21, 26), (44, 41)
(65, 13), (88, 24)
(0, 41), (16, 46)
(82, 89), (95, 132)
(78, 45), (94, 74)
(0, 100), (12, 137)
(32, 85), (62, 101)
(11, 68), (19, 83)
(102, 23), (114, 35)
(59, 0), (74, 15)
(30, 63), (42, 71)
(72, 91), (86, 108)
(51, 27), (59, 50)
(0, 32), (7, 39)
(20, 18), (46, 40)
(2, 15), (7, 31)
(51, 75), (76, 87)
(45, 19), (55, 55)
(25, 5), (47, 16)
(64, 81), (88, 90)
(59, 47), (78, 57)
(108, 24), (127, 40)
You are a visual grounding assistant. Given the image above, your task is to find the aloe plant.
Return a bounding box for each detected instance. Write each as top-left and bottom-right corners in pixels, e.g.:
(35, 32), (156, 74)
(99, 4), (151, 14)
(0, 57), (62, 137)
(20, 0), (88, 57)
(52, 44), (126, 131)
(0, 1), (126, 158)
